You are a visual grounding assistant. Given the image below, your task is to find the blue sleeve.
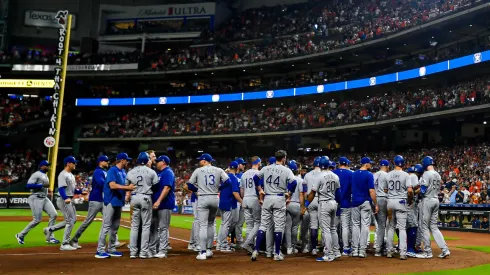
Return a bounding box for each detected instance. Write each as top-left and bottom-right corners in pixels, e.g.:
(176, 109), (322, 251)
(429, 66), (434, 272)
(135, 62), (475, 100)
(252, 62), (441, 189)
(187, 182), (198, 192)
(367, 173), (374, 190)
(253, 175), (261, 186)
(106, 168), (117, 184)
(420, 185), (427, 195)
(335, 188), (341, 204)
(74, 188), (83, 195)
(26, 183), (43, 189)
(219, 178), (231, 190)
(287, 180), (297, 193)
(302, 183), (308, 193)
(93, 170), (105, 188)
(59, 187), (68, 200)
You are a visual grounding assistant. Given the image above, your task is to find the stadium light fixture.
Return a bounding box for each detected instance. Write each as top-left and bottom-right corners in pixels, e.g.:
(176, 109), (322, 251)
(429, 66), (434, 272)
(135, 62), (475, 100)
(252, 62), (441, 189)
(484, 121), (487, 125)
(243, 69), (246, 72)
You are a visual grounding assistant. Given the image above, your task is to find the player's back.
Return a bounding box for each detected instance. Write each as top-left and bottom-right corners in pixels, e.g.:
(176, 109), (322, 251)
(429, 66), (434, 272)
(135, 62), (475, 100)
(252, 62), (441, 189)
(374, 170), (388, 198)
(241, 169), (260, 197)
(28, 171), (49, 196)
(421, 170), (441, 199)
(260, 164), (294, 194)
(290, 175), (303, 202)
(190, 165), (228, 195)
(316, 171), (340, 201)
(304, 169), (321, 196)
(126, 165), (158, 195)
(386, 170), (410, 199)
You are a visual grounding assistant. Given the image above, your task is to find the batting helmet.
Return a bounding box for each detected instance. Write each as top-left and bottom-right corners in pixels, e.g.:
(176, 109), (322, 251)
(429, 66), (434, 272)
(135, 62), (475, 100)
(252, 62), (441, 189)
(137, 152), (150, 165)
(288, 161), (298, 171)
(319, 156), (330, 169)
(422, 156), (434, 169)
(414, 164), (424, 174)
(394, 155), (405, 167)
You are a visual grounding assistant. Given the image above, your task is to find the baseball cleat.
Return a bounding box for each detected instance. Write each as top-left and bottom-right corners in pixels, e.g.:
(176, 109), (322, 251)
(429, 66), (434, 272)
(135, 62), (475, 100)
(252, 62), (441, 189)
(266, 252), (273, 258)
(415, 252), (433, 259)
(15, 234), (24, 245)
(187, 244), (195, 251)
(216, 246), (221, 251)
(273, 253), (284, 261)
(375, 252), (383, 257)
(154, 252), (167, 258)
(438, 250), (450, 259)
(69, 241), (81, 249)
(400, 254), (408, 260)
(311, 248), (318, 256)
(95, 252), (111, 259)
(115, 242), (126, 248)
(406, 251), (417, 258)
(334, 252), (342, 259)
(193, 246), (201, 252)
(351, 251), (359, 257)
(60, 244), (77, 251)
(108, 251), (123, 257)
(342, 249), (350, 256)
(302, 246), (310, 254)
(358, 252), (367, 258)
(316, 256), (335, 262)
(47, 238), (60, 244)
(251, 250), (259, 261)
(196, 253), (207, 260)
(387, 251), (393, 258)
(167, 246), (172, 250)
(130, 255), (138, 259)
(286, 247), (298, 255)
(42, 227), (50, 241)
(206, 249), (213, 258)
(220, 247), (235, 252)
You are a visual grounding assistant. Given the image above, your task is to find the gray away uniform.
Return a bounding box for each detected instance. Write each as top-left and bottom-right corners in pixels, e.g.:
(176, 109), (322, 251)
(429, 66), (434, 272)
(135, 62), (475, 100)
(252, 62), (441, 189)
(126, 165), (159, 257)
(301, 169), (321, 250)
(189, 165), (229, 251)
(374, 170), (388, 253)
(49, 170), (77, 245)
(313, 170), (341, 258)
(240, 169), (261, 249)
(385, 170), (411, 257)
(419, 170), (449, 255)
(406, 173), (420, 228)
(18, 171), (57, 240)
(285, 175), (303, 250)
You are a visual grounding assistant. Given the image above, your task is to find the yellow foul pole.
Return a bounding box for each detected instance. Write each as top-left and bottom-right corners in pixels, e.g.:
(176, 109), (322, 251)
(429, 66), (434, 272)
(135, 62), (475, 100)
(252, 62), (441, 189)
(48, 13), (72, 192)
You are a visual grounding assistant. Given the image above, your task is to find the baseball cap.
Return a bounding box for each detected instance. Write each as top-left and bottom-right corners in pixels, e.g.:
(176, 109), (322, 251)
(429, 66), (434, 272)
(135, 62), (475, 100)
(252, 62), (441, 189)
(268, 157), (276, 165)
(407, 167), (414, 173)
(97, 155), (109, 163)
(156, 155), (171, 165)
(338, 157), (350, 166)
(361, 157), (374, 165)
(38, 160), (50, 167)
(197, 153), (215, 162)
(229, 161), (239, 169)
(379, 159), (390, 167)
(63, 156), (78, 165)
(235, 158), (247, 165)
(116, 152), (132, 161)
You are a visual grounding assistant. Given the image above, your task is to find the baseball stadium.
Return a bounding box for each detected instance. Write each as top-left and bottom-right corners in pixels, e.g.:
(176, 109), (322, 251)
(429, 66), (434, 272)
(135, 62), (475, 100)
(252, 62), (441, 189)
(1, 0), (490, 274)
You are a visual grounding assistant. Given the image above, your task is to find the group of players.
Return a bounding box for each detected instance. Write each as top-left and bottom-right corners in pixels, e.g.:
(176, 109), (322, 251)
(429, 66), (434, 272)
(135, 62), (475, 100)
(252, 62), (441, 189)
(187, 150), (451, 262)
(14, 148), (451, 262)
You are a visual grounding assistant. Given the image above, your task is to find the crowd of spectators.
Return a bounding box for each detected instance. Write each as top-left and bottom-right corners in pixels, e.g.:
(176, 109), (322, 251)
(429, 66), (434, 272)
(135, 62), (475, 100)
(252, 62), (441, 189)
(81, 77), (490, 138)
(2, 0), (481, 71)
(0, 150), (44, 189)
(0, 95), (50, 130)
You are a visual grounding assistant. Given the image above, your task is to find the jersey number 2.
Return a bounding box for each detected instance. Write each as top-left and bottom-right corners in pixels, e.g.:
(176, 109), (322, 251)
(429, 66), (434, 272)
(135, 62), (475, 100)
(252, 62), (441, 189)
(136, 176), (143, 186)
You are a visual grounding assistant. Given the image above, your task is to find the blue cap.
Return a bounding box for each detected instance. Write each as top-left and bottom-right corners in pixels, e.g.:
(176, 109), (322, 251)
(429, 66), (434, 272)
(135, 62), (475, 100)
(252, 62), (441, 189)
(38, 160), (50, 167)
(268, 157), (276, 165)
(394, 155), (405, 167)
(329, 160), (336, 168)
(414, 164), (424, 174)
(379, 159), (390, 167)
(361, 157), (374, 165)
(422, 156), (434, 169)
(97, 155), (109, 163)
(407, 167), (415, 173)
(313, 157), (321, 167)
(156, 155), (171, 165)
(319, 156), (330, 169)
(137, 152), (150, 165)
(197, 153), (215, 162)
(251, 157), (261, 165)
(288, 161), (298, 171)
(235, 158), (247, 165)
(338, 157), (350, 166)
(116, 152), (132, 161)
(63, 156), (78, 165)
(229, 161), (239, 169)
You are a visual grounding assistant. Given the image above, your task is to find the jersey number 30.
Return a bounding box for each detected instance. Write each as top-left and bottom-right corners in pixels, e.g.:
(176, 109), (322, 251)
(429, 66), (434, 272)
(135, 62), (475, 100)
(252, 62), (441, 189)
(388, 180), (401, 191)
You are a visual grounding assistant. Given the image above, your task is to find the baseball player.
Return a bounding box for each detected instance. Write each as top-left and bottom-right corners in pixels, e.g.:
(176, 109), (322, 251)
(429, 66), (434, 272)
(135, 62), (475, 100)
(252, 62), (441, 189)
(41, 156), (78, 251)
(217, 161), (243, 251)
(149, 155), (175, 258)
(332, 157), (352, 256)
(406, 165), (421, 257)
(69, 156), (109, 249)
(307, 156), (341, 262)
(126, 152), (159, 259)
(416, 156), (450, 259)
(234, 158), (247, 245)
(383, 155), (412, 260)
(301, 157), (321, 255)
(328, 160), (342, 255)
(240, 156), (262, 253)
(187, 191), (200, 251)
(413, 164), (424, 253)
(251, 150), (297, 261)
(285, 160), (303, 255)
(187, 153), (231, 260)
(373, 159), (389, 256)
(350, 157), (378, 258)
(96, 153), (135, 259)
(16, 160), (59, 245)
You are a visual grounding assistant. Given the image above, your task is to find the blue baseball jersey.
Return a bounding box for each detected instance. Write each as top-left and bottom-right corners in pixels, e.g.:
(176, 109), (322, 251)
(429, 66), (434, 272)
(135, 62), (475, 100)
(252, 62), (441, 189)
(351, 169), (374, 207)
(89, 166), (107, 202)
(104, 166), (127, 207)
(153, 167), (176, 210)
(333, 168), (353, 208)
(219, 173), (240, 211)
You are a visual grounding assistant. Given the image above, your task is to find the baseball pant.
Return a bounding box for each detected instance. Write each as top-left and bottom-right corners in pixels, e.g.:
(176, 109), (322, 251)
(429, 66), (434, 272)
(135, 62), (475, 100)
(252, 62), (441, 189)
(129, 194), (153, 257)
(375, 197), (388, 253)
(351, 201), (372, 254)
(415, 201), (423, 248)
(19, 195), (57, 239)
(149, 209), (171, 254)
(334, 213), (341, 253)
(242, 196), (261, 248)
(266, 223), (274, 254)
(259, 196), (286, 233)
(218, 209), (234, 249)
(420, 198), (448, 255)
(340, 208), (352, 250)
(407, 201), (419, 228)
(54, 197), (77, 245)
(198, 195), (219, 250)
(96, 203), (121, 253)
(235, 206), (245, 243)
(214, 219), (218, 242)
(320, 200), (339, 257)
(387, 199), (408, 256)
(285, 202), (301, 249)
(301, 211), (310, 249)
(189, 201), (200, 247)
(72, 201), (103, 242)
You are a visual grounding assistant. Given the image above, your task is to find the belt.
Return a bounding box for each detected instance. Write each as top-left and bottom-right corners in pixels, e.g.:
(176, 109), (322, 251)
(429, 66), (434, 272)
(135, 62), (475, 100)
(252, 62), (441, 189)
(131, 193), (151, 197)
(244, 195), (258, 198)
(266, 194), (284, 196)
(290, 200), (300, 203)
(199, 194), (218, 196)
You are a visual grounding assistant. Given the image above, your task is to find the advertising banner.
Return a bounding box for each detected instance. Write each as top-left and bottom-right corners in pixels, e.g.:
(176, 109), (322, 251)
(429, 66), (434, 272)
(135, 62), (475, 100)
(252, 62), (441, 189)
(24, 10), (77, 29)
